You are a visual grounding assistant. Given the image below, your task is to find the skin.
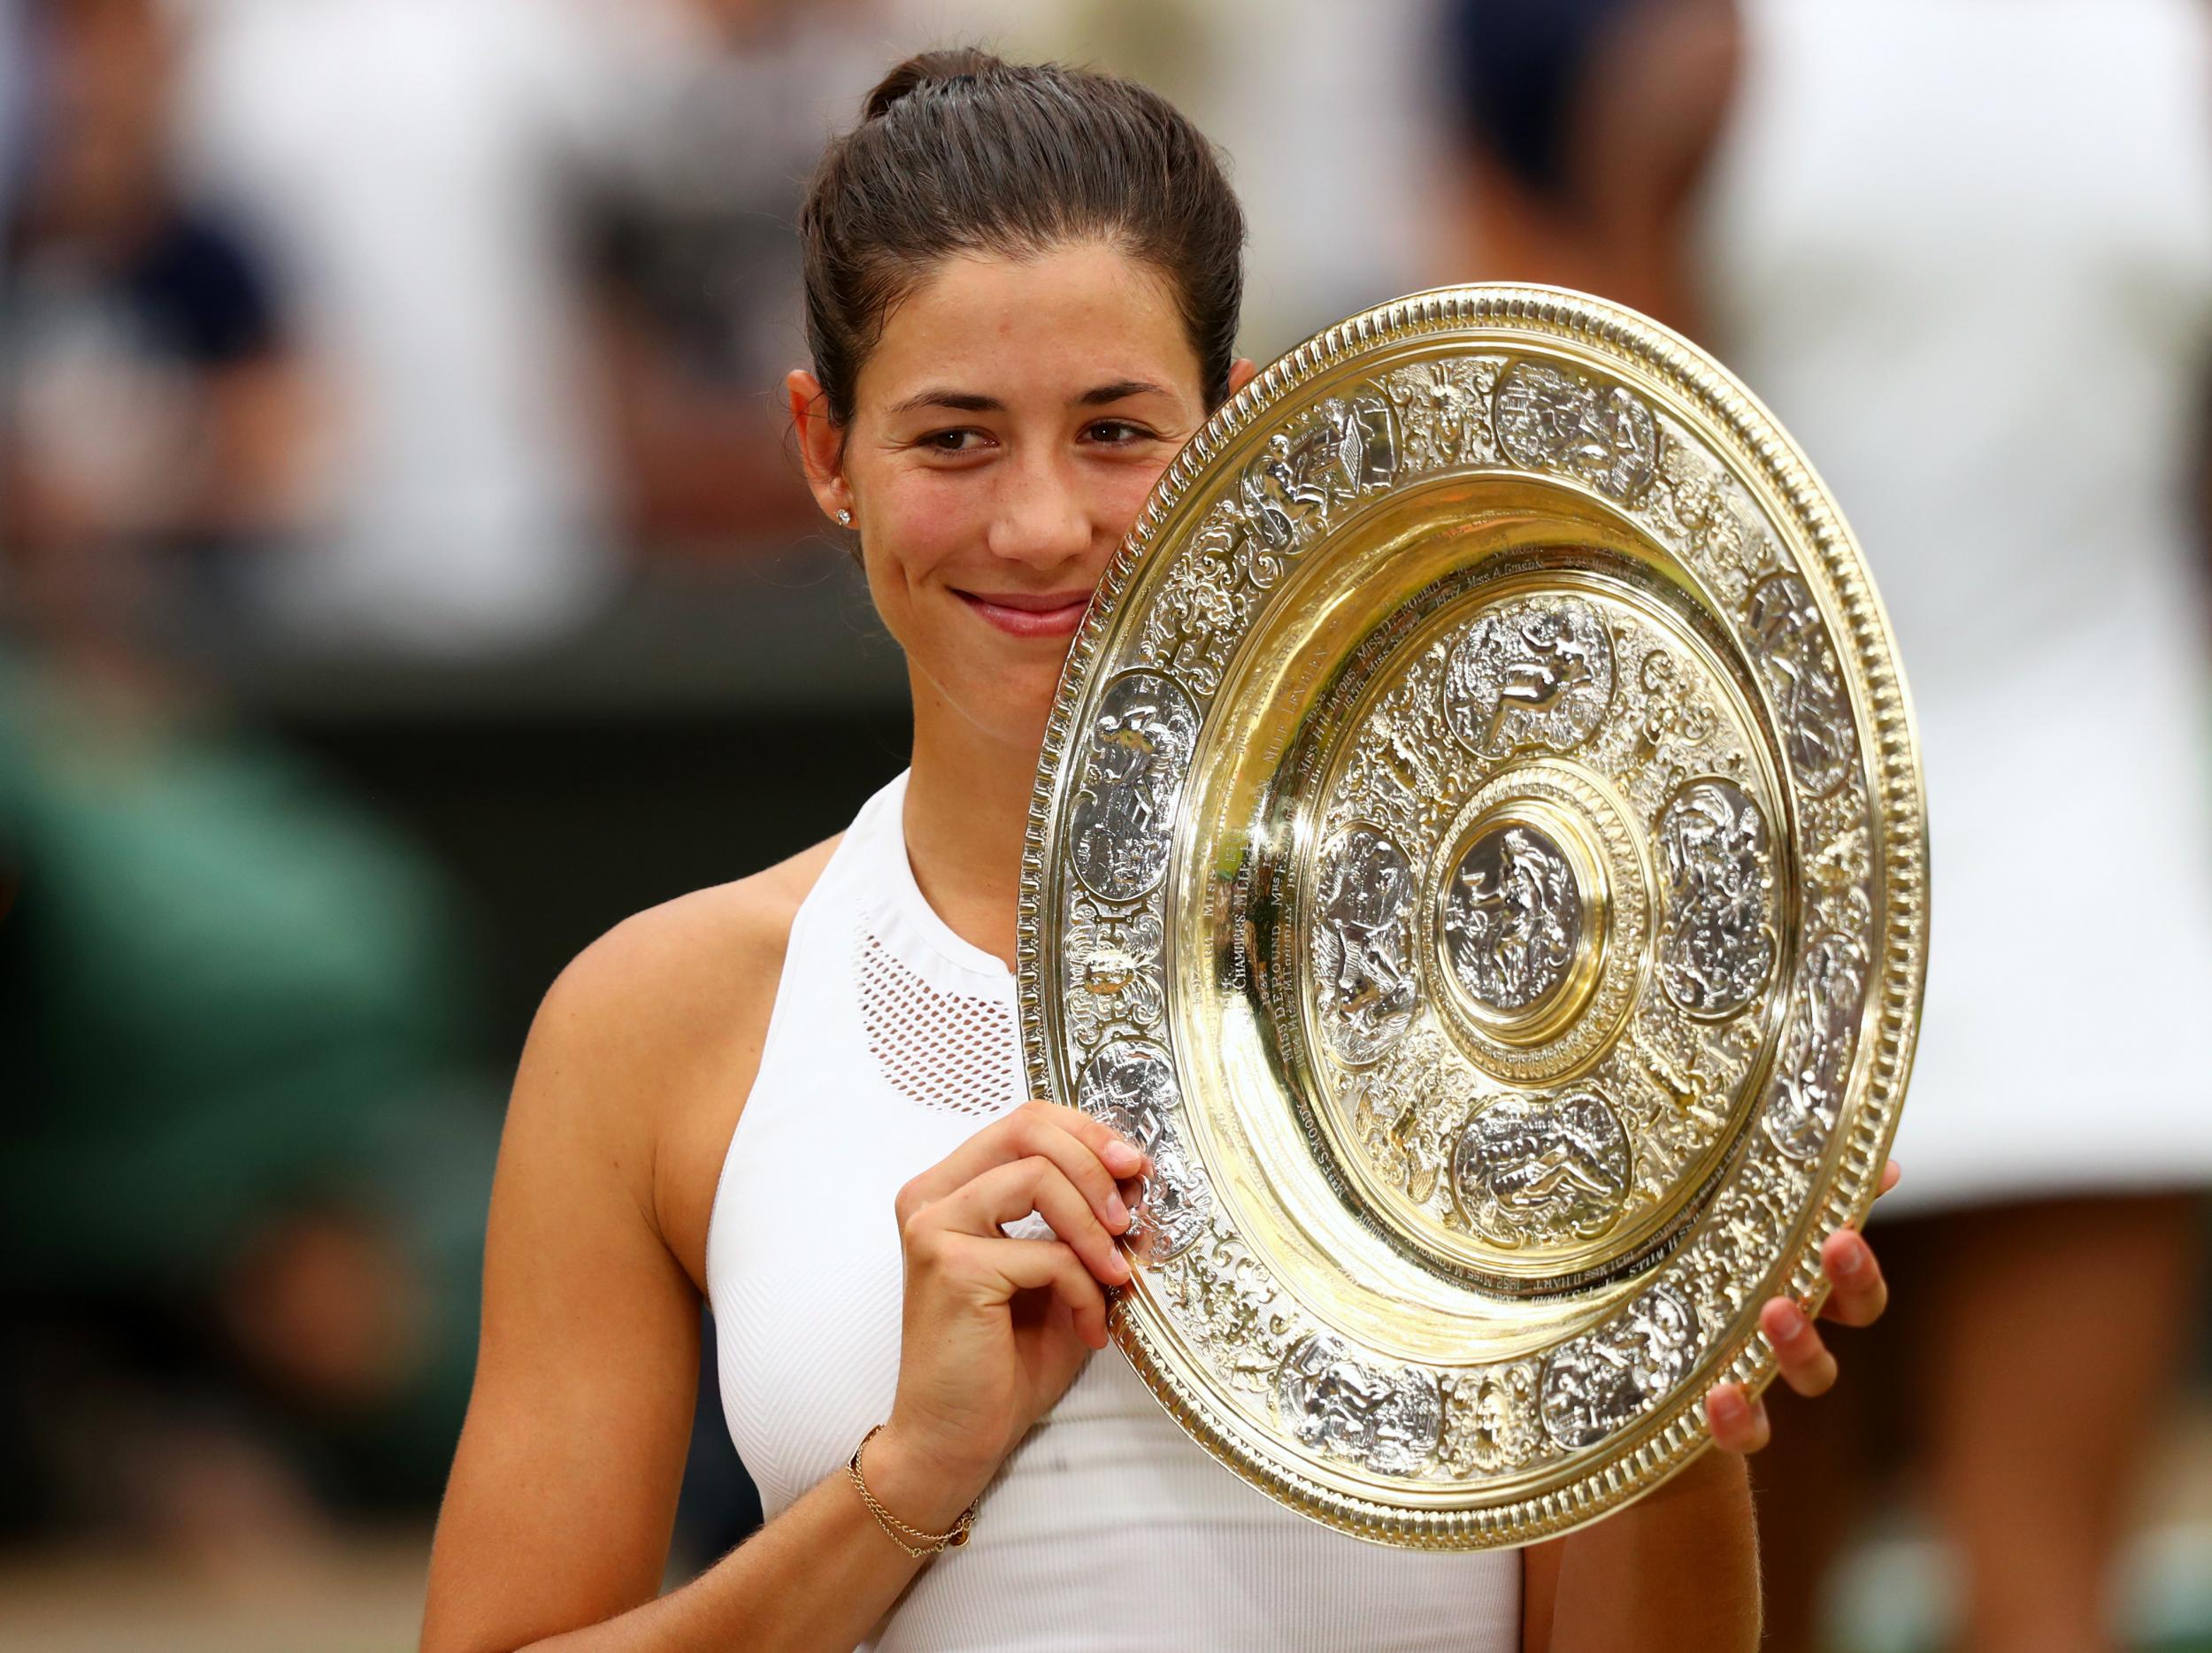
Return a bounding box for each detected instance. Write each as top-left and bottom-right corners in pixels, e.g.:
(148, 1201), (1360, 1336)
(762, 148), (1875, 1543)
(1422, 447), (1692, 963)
(419, 239), (1895, 1653)
(1451, 4), (2208, 1648)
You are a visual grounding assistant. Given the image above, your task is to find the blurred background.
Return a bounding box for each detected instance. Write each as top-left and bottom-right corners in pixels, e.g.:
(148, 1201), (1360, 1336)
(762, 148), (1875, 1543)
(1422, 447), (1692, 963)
(2, 1), (2208, 1649)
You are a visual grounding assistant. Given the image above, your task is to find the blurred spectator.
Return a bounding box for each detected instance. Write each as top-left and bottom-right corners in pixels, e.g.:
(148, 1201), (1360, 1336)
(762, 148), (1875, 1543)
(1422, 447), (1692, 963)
(0, 0), (501, 1573)
(581, 0), (883, 549)
(0, 1), (32, 227)
(1441, 3), (2212, 1650)
(1, 0), (314, 657)
(0, 648), (499, 1563)
(177, 0), (629, 657)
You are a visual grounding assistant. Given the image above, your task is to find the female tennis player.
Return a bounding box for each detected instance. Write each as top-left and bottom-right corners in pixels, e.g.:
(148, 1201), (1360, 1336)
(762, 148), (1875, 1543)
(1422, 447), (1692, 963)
(419, 50), (1895, 1653)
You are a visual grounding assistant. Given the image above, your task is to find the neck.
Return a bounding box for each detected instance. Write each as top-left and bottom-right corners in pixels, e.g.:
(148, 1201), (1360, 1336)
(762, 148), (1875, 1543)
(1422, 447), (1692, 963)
(901, 667), (1047, 971)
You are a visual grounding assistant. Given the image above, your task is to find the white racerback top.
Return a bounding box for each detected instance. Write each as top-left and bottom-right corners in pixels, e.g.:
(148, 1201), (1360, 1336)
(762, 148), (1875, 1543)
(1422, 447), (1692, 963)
(705, 771), (1520, 1652)
(1692, 0), (2212, 1211)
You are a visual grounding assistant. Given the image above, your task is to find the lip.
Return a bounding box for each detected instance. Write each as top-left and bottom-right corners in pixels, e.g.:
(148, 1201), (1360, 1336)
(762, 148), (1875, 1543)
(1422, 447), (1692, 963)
(954, 588), (1094, 639)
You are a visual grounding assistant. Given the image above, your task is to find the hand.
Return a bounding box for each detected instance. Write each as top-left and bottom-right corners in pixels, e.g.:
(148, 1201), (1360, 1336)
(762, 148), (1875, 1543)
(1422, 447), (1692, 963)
(872, 1100), (1147, 1524)
(1705, 1157), (1901, 1454)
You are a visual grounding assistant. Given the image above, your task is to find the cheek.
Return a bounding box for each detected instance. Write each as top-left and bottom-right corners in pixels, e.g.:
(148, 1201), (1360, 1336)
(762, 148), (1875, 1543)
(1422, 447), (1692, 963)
(1090, 459), (1174, 541)
(872, 472), (979, 594)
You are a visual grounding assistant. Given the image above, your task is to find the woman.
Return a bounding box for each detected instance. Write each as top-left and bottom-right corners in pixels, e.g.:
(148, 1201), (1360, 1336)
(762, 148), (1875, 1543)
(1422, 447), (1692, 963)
(1441, 3), (2212, 1649)
(419, 50), (1892, 1653)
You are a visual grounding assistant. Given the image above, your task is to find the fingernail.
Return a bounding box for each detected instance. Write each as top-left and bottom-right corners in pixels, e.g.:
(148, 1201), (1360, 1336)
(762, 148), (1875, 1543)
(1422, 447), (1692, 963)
(1709, 1388), (1745, 1426)
(1770, 1304), (1809, 1347)
(1107, 1192), (1131, 1231)
(1103, 1139), (1142, 1173)
(1832, 1237), (1866, 1278)
(1106, 1247), (1130, 1280)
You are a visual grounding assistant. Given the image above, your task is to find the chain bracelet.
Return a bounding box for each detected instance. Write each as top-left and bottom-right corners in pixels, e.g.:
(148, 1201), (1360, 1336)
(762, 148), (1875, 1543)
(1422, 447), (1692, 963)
(846, 1424), (979, 1559)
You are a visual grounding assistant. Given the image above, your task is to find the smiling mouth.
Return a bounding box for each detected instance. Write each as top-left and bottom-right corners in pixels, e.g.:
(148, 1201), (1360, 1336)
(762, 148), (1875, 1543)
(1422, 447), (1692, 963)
(954, 588), (1094, 638)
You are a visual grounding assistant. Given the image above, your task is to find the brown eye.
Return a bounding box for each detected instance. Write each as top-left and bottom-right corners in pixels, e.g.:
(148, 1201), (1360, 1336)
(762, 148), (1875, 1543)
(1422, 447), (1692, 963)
(1085, 419), (1156, 446)
(920, 428), (990, 454)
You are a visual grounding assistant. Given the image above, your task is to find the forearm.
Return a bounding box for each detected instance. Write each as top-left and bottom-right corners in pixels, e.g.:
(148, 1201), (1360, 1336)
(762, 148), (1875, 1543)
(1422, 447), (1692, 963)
(1540, 1449), (1760, 1653)
(517, 1429), (979, 1653)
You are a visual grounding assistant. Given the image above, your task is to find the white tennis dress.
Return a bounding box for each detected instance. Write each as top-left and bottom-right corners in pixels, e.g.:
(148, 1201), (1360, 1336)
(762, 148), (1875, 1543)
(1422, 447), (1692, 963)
(705, 771), (1520, 1653)
(1694, 0), (2212, 1212)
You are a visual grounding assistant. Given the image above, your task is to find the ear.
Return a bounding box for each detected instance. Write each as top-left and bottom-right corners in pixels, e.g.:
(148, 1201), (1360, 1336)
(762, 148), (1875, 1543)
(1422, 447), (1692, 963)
(786, 368), (852, 524)
(1226, 357), (1261, 399)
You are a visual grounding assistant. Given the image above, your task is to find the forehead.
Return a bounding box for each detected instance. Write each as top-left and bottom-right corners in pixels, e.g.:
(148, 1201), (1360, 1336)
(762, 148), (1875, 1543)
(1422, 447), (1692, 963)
(856, 240), (1200, 411)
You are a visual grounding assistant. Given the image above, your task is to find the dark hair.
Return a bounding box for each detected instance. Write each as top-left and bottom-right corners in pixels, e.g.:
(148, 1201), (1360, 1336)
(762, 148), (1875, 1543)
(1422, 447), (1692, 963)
(799, 48), (1247, 428)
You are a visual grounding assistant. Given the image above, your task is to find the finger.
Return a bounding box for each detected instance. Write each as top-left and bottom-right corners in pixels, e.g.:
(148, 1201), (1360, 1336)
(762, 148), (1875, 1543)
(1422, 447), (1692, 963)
(957, 1234), (1111, 1349)
(1878, 1158), (1902, 1198)
(1817, 1228), (1888, 1326)
(1762, 1297), (1839, 1397)
(901, 1101), (1143, 1229)
(1705, 1383), (1771, 1455)
(933, 1157), (1131, 1288)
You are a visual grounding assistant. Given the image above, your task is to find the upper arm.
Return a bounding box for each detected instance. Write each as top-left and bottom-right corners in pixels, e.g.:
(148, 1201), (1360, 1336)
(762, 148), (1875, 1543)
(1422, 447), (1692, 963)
(419, 900), (779, 1653)
(1520, 1538), (1564, 1653)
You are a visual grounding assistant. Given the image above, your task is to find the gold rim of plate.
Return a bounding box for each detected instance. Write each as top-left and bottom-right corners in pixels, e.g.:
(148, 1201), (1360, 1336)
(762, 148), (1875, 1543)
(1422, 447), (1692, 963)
(1016, 284), (1929, 1549)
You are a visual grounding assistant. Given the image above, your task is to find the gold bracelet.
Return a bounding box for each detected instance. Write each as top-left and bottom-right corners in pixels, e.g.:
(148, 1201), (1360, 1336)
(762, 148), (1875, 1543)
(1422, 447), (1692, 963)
(846, 1425), (979, 1559)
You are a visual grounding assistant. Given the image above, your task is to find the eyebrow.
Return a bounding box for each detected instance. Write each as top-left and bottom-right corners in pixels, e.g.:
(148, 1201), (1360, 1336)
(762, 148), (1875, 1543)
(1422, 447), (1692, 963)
(885, 379), (1175, 416)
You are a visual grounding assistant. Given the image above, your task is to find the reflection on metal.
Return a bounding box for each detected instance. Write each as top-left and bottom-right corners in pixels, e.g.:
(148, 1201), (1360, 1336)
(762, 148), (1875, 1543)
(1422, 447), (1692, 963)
(1019, 285), (1927, 1548)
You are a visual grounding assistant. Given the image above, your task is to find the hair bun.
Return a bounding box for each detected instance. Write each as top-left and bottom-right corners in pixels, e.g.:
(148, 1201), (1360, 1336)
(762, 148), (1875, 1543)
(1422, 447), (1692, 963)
(861, 47), (1000, 121)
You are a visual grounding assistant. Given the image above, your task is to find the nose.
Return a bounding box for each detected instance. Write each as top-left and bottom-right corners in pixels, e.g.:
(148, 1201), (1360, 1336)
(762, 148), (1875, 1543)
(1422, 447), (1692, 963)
(985, 448), (1094, 573)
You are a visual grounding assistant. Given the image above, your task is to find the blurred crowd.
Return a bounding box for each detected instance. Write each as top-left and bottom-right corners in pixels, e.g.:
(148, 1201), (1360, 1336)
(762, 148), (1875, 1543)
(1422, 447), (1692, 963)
(3, 2), (2210, 1649)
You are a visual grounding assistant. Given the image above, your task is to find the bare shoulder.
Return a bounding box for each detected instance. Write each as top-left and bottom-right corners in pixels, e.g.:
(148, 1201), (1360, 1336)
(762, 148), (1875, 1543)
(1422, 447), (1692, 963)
(537, 834), (841, 1054)
(515, 832), (845, 1288)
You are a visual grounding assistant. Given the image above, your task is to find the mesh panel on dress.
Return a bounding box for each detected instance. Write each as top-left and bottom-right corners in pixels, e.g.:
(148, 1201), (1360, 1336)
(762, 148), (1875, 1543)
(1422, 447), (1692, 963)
(856, 923), (1020, 1118)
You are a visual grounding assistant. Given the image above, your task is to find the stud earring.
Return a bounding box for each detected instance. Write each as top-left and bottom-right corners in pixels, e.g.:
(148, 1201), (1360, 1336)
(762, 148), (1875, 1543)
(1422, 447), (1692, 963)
(836, 508), (853, 527)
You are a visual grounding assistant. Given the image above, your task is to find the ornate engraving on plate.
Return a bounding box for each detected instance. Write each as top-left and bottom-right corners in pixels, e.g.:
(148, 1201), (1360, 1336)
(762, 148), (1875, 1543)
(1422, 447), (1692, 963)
(1073, 1040), (1210, 1261)
(1075, 1039), (1180, 1151)
(1493, 360), (1657, 501)
(1064, 898), (1164, 1049)
(1745, 573), (1855, 799)
(1539, 1284), (1700, 1449)
(1311, 824), (1419, 1065)
(1442, 1360), (1545, 1476)
(1452, 1090), (1632, 1248)
(1153, 1220), (1300, 1392)
(1236, 393), (1399, 583)
(1763, 933), (1870, 1162)
(1275, 1334), (1442, 1477)
(1129, 1140), (1212, 1265)
(1069, 671), (1200, 902)
(1656, 780), (1777, 1018)
(1441, 821), (1583, 1014)
(1443, 596), (1615, 757)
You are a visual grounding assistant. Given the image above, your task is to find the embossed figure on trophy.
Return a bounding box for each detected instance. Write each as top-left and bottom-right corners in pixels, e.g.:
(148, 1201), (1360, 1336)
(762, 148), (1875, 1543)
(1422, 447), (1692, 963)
(1077, 1039), (1180, 1154)
(1444, 596), (1615, 757)
(1070, 672), (1199, 901)
(1539, 1286), (1698, 1449)
(1238, 434), (1302, 563)
(1444, 826), (1580, 1012)
(1744, 572), (1855, 796)
(1128, 1141), (1211, 1264)
(1656, 779), (1776, 1016)
(1764, 932), (1869, 1161)
(1485, 618), (1598, 749)
(1313, 826), (1418, 1062)
(1493, 361), (1657, 500)
(1064, 902), (1165, 1047)
(1277, 1334), (1441, 1476)
(1455, 1092), (1631, 1246)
